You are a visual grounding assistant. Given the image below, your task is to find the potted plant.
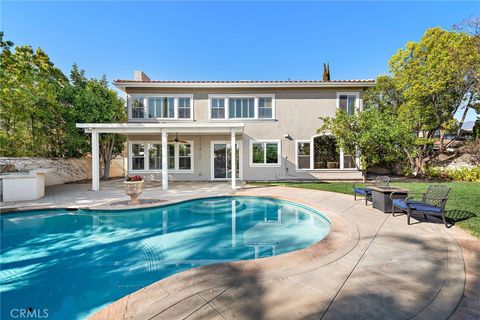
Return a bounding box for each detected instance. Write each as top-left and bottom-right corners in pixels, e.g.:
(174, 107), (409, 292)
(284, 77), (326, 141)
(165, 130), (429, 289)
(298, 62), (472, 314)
(124, 175), (144, 204)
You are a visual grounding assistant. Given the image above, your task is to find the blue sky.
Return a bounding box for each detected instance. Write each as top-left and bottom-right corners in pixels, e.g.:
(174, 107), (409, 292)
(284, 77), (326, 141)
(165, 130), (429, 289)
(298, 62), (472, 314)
(2, 1), (478, 121)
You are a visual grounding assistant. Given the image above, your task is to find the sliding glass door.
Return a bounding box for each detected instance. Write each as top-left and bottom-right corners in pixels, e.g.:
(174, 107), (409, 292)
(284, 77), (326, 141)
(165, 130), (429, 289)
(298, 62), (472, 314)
(212, 142), (240, 180)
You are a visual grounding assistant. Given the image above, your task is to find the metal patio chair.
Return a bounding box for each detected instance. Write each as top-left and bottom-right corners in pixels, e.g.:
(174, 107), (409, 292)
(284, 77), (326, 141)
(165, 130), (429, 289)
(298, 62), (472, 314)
(353, 176), (390, 205)
(391, 185), (451, 228)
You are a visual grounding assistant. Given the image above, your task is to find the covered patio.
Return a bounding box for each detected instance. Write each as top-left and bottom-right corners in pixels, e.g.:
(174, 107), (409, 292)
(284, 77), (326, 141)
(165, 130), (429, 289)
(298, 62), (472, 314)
(76, 122), (245, 192)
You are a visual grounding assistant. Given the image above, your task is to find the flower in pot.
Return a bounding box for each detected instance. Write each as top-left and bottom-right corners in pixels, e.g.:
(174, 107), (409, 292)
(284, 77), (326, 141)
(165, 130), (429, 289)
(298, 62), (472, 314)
(124, 175), (144, 205)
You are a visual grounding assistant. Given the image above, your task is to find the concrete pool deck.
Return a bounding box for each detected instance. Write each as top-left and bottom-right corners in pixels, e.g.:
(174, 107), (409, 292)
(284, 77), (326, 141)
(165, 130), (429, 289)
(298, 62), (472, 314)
(1, 181), (479, 319)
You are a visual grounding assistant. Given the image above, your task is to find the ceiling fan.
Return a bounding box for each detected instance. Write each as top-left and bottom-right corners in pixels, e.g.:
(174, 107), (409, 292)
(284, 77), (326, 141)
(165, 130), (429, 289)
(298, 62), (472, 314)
(168, 132), (189, 144)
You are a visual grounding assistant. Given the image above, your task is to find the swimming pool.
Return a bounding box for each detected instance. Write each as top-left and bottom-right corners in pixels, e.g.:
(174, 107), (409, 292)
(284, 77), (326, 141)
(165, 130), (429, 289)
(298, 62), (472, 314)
(0, 196), (331, 319)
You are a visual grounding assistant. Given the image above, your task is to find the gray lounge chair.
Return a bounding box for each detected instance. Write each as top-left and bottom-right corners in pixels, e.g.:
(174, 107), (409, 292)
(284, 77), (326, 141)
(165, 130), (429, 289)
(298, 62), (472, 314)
(391, 185), (451, 228)
(353, 176), (390, 205)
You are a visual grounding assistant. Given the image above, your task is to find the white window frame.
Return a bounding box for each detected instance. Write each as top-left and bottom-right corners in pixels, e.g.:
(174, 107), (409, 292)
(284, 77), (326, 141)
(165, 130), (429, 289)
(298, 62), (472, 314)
(177, 142), (193, 171)
(258, 96), (274, 119)
(147, 97), (175, 119)
(295, 140), (312, 171)
(130, 97), (146, 119)
(128, 140), (194, 173)
(128, 94), (194, 121)
(336, 92), (360, 115)
(295, 135), (359, 171)
(210, 140), (243, 181)
(228, 97), (256, 119)
(209, 97), (227, 119)
(249, 139), (281, 167)
(130, 142), (146, 171)
(208, 94), (276, 120)
(177, 97), (192, 119)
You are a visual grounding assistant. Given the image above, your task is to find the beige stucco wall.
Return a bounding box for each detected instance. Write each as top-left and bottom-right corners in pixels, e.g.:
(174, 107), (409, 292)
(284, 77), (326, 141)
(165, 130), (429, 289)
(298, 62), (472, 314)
(125, 87), (364, 181)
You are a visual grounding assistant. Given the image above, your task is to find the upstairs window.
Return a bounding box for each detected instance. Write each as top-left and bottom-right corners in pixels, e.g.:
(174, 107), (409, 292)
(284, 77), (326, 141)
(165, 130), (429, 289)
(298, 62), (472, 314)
(132, 97), (145, 119)
(211, 98), (225, 119)
(229, 98), (255, 119)
(130, 95), (193, 120)
(148, 97), (174, 118)
(209, 95), (275, 120)
(338, 93), (358, 116)
(258, 97), (273, 118)
(178, 97), (191, 119)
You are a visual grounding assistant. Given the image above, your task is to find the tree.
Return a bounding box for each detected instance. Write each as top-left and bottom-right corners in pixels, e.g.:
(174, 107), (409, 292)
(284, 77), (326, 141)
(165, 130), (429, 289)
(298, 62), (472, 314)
(322, 63), (331, 81)
(389, 26), (480, 174)
(473, 119), (480, 139)
(319, 108), (414, 181)
(62, 65), (127, 179)
(0, 35), (126, 179)
(0, 33), (69, 157)
(363, 75), (404, 113)
(465, 139), (480, 166)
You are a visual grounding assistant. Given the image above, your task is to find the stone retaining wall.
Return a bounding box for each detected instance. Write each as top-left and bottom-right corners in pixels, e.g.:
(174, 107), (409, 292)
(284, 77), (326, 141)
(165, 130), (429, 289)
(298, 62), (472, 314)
(0, 157), (126, 186)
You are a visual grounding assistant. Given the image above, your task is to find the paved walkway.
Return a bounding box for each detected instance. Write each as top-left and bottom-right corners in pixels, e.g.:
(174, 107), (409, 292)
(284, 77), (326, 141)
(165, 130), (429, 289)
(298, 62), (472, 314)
(2, 182), (478, 319)
(0, 180), (236, 211)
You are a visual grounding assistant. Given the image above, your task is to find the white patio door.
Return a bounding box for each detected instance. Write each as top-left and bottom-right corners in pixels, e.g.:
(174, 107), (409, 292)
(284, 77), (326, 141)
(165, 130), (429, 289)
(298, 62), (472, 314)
(211, 142), (241, 180)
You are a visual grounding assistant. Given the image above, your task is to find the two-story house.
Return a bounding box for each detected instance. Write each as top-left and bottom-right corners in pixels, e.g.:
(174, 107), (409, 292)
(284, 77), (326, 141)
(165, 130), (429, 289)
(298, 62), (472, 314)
(77, 71), (375, 191)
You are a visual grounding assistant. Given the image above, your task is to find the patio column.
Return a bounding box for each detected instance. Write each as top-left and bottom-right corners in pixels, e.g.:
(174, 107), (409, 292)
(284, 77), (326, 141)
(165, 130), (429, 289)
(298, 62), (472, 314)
(162, 130), (168, 190)
(231, 129), (236, 190)
(91, 131), (100, 191)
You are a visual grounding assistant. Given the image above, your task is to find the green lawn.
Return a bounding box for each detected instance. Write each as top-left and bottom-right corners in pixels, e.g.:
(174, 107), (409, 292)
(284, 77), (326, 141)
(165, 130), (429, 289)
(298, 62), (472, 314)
(251, 181), (480, 238)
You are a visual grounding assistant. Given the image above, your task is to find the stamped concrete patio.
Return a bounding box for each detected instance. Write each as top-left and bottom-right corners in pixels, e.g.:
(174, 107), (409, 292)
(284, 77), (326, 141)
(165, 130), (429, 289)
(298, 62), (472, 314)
(1, 181), (478, 319)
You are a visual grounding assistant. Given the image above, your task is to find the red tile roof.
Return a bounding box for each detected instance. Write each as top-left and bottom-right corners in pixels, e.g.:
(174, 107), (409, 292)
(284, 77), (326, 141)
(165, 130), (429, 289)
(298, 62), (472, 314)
(114, 79), (375, 84)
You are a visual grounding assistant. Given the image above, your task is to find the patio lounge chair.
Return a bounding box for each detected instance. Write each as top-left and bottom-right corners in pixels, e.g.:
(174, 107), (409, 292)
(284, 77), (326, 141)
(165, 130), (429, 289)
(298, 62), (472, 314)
(391, 185), (451, 228)
(353, 176), (390, 205)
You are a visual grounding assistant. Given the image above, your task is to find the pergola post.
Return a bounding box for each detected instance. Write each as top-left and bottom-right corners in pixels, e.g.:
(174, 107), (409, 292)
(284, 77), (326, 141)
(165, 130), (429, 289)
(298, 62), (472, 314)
(231, 129), (236, 190)
(91, 131), (100, 191)
(162, 130), (168, 190)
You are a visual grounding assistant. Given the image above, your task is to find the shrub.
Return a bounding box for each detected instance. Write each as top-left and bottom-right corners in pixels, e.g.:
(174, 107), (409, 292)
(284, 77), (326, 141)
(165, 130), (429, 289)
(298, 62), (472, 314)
(126, 175), (143, 182)
(424, 166), (480, 182)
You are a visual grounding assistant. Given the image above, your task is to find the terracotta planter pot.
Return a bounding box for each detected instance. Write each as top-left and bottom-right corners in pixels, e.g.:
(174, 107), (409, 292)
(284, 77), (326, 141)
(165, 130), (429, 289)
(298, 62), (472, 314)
(124, 180), (144, 205)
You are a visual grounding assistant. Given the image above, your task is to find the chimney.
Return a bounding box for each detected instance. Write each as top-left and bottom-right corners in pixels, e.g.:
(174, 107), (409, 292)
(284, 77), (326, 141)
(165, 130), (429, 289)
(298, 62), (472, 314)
(134, 70), (151, 81)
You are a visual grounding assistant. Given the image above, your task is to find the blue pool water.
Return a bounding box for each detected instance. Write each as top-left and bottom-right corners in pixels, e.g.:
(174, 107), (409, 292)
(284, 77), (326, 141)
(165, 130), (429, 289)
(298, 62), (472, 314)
(0, 196), (330, 319)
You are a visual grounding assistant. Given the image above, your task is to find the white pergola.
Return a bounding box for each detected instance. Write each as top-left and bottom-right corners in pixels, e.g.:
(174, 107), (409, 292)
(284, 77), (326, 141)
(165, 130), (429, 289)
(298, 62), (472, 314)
(76, 122), (245, 191)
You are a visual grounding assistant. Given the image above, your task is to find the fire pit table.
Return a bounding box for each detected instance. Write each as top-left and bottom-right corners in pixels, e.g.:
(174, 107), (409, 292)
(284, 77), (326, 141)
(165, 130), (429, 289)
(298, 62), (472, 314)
(369, 186), (409, 213)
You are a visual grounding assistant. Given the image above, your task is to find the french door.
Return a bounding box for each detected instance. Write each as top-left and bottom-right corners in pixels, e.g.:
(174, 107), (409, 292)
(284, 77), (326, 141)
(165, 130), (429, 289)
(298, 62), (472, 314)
(211, 142), (241, 180)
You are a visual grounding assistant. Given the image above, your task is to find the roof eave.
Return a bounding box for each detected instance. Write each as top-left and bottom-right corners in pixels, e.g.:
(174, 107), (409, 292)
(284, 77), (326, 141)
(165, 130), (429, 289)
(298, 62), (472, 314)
(112, 81), (376, 90)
